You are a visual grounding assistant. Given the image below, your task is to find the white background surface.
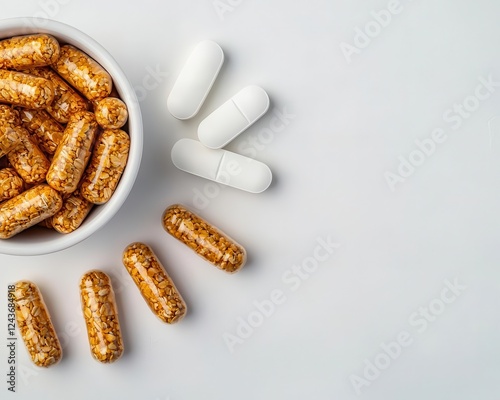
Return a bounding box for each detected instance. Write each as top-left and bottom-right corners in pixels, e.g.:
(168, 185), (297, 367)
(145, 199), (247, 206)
(1, 0), (500, 399)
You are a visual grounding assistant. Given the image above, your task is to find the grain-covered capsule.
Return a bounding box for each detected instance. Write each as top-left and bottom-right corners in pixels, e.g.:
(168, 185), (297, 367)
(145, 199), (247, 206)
(7, 130), (51, 185)
(122, 243), (187, 324)
(13, 281), (62, 367)
(52, 189), (93, 233)
(47, 111), (99, 194)
(80, 129), (129, 204)
(0, 34), (60, 69)
(0, 105), (22, 158)
(0, 167), (24, 202)
(20, 109), (64, 155)
(94, 97), (128, 129)
(0, 70), (54, 109)
(80, 270), (124, 363)
(0, 184), (62, 238)
(162, 204), (246, 273)
(54, 45), (112, 101)
(26, 67), (88, 124)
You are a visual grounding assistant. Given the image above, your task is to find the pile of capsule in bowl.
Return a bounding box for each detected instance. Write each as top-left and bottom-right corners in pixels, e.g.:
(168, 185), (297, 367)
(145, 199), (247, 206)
(0, 34), (130, 238)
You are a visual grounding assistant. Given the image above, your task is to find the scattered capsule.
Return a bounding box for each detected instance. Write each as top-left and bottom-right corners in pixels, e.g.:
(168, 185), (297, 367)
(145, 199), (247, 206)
(54, 45), (112, 101)
(162, 204), (246, 273)
(26, 67), (88, 124)
(7, 130), (51, 185)
(13, 281), (62, 367)
(46, 111), (99, 194)
(80, 129), (130, 204)
(0, 184), (62, 239)
(0, 167), (24, 202)
(80, 270), (124, 363)
(20, 109), (64, 155)
(0, 34), (60, 69)
(122, 243), (187, 324)
(0, 69), (54, 109)
(94, 97), (128, 129)
(51, 189), (93, 234)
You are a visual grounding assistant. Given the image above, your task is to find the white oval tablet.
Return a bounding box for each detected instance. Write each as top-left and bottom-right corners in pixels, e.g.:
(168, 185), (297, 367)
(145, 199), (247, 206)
(167, 41), (224, 120)
(198, 85), (270, 149)
(171, 139), (272, 193)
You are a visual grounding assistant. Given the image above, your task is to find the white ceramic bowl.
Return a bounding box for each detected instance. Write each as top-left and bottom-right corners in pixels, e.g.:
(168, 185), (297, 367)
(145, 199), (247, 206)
(0, 18), (143, 256)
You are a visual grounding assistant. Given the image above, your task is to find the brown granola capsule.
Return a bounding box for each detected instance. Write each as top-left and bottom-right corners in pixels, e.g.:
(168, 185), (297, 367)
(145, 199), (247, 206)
(162, 204), (247, 273)
(0, 167), (24, 202)
(26, 67), (88, 124)
(0, 106), (22, 158)
(94, 97), (128, 129)
(0, 184), (62, 239)
(19, 109), (64, 155)
(80, 129), (129, 204)
(80, 270), (124, 363)
(0, 34), (60, 69)
(54, 45), (112, 101)
(7, 130), (51, 185)
(51, 189), (93, 234)
(0, 70), (54, 109)
(122, 243), (187, 324)
(13, 281), (62, 368)
(46, 111), (99, 194)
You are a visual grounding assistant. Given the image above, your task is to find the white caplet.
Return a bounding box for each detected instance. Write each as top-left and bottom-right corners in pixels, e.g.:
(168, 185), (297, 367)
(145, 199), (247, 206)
(171, 139), (272, 193)
(167, 40), (224, 120)
(198, 85), (270, 149)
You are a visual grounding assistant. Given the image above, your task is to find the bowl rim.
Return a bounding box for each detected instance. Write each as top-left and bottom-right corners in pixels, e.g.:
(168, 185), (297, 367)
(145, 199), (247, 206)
(0, 17), (143, 256)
